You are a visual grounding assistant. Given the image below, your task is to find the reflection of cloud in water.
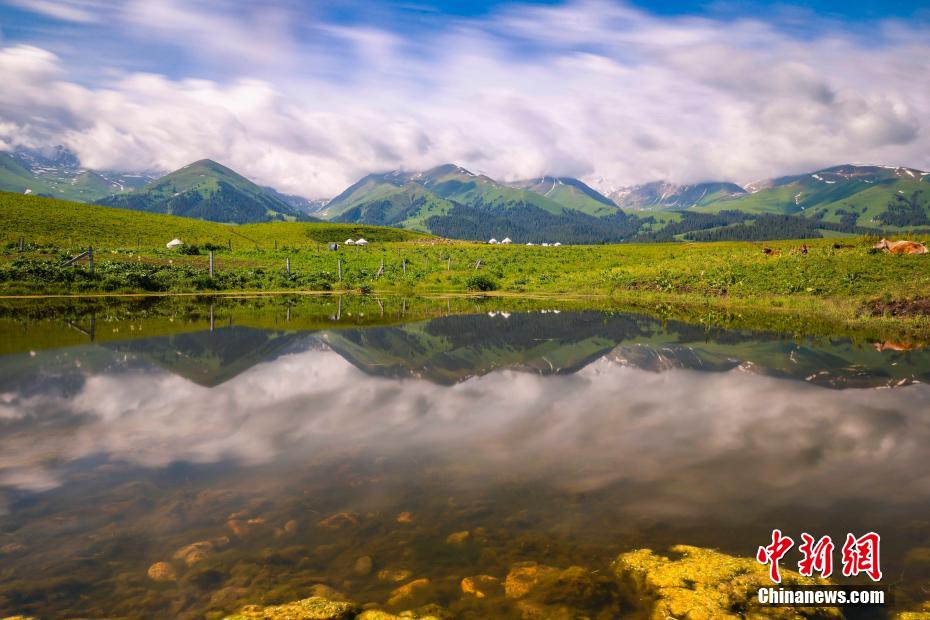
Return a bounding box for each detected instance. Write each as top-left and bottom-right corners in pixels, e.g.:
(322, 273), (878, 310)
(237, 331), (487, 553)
(1, 349), (929, 521)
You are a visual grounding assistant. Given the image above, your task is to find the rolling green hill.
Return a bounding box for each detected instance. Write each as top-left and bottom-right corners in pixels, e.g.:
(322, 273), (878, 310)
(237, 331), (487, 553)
(0, 192), (430, 248)
(96, 159), (307, 224)
(320, 171), (457, 231)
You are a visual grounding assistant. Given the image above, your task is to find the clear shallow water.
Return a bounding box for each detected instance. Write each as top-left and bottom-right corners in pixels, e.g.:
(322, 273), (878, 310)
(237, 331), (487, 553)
(1, 299), (930, 618)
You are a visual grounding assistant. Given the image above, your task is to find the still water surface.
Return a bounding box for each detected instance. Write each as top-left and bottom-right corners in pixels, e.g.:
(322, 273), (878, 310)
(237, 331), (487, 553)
(1, 298), (929, 618)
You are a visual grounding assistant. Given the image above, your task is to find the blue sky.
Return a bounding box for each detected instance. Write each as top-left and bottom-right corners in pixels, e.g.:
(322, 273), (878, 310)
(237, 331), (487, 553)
(0, 0), (928, 196)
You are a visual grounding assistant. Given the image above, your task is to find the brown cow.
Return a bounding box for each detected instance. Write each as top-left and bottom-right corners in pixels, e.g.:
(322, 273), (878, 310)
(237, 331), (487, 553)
(873, 341), (922, 352)
(873, 239), (929, 255)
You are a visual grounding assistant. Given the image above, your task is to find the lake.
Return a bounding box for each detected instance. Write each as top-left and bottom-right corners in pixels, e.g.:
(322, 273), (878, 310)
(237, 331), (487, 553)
(1, 296), (929, 619)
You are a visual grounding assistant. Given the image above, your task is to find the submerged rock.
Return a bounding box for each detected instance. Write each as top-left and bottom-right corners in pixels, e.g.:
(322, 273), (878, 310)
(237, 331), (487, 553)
(505, 562), (618, 617)
(387, 578), (431, 606)
(505, 562), (559, 598)
(377, 568), (413, 583)
(460, 574), (502, 599)
(445, 530), (470, 545)
(613, 545), (842, 619)
(318, 512), (360, 529)
(223, 596), (358, 619)
(146, 561), (178, 582)
(354, 555), (374, 576)
(356, 610), (447, 620)
(173, 540), (219, 567)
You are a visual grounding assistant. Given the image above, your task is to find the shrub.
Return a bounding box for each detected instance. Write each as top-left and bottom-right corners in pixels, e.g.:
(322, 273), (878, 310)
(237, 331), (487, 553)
(466, 274), (498, 291)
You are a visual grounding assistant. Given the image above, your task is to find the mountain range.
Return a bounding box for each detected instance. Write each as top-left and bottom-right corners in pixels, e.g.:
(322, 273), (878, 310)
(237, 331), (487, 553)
(0, 146), (157, 202)
(2, 145), (928, 241)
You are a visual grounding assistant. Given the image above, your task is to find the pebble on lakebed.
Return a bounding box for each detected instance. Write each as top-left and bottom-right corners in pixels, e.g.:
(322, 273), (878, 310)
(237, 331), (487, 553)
(146, 561), (178, 582)
(207, 545), (930, 620)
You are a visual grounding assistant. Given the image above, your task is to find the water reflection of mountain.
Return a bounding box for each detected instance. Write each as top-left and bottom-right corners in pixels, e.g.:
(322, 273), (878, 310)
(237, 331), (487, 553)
(3, 311), (928, 390)
(323, 312), (930, 389)
(103, 326), (319, 387)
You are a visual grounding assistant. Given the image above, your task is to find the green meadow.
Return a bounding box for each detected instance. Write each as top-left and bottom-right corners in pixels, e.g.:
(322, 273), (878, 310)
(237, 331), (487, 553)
(3, 191), (930, 337)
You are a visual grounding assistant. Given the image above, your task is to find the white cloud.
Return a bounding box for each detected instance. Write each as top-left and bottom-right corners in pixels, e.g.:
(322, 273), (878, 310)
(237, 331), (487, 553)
(4, 0), (103, 23)
(1, 348), (929, 521)
(0, 0), (927, 196)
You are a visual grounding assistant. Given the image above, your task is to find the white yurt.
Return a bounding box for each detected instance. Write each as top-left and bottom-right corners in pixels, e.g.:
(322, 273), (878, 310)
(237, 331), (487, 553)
(345, 239), (356, 245)
(488, 238), (499, 244)
(501, 237), (512, 244)
(553, 242), (562, 247)
(355, 238), (369, 246)
(526, 242), (535, 246)
(166, 238), (183, 249)
(541, 242), (550, 247)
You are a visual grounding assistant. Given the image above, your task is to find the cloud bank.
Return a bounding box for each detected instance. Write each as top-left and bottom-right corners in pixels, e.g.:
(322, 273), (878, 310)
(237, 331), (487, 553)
(0, 0), (928, 196)
(3, 347), (930, 525)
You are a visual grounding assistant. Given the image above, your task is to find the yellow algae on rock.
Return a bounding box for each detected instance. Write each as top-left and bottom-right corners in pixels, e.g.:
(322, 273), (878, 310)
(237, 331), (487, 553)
(460, 574), (502, 599)
(613, 545), (842, 620)
(505, 562), (560, 598)
(445, 530), (470, 544)
(223, 596), (358, 620)
(377, 568), (413, 583)
(146, 561), (178, 582)
(387, 578), (431, 606)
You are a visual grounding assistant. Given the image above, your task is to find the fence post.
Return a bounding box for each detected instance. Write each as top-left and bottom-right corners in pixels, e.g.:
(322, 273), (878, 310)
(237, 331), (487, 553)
(18, 236), (24, 251)
(88, 246), (94, 274)
(377, 259), (384, 278)
(209, 251), (215, 279)
(228, 239), (232, 251)
(447, 257), (451, 270)
(286, 256), (290, 275)
(338, 258), (342, 282)
(402, 258), (407, 275)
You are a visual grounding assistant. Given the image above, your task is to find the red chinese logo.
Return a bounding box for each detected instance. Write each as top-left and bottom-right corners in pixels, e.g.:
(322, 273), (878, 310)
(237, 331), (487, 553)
(756, 529), (794, 583)
(798, 533), (834, 578)
(757, 530), (881, 583)
(841, 532), (882, 582)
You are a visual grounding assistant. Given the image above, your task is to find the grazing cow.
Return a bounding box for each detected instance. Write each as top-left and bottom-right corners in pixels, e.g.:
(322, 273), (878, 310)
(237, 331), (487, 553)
(873, 341), (921, 352)
(873, 239), (929, 255)
(762, 247), (780, 256)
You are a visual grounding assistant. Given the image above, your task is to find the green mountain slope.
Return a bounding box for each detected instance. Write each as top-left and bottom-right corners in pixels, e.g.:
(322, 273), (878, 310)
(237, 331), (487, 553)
(507, 176), (620, 217)
(320, 171), (456, 231)
(0, 148), (154, 202)
(321, 164), (645, 243)
(97, 159), (308, 224)
(415, 164), (571, 215)
(696, 165), (930, 219)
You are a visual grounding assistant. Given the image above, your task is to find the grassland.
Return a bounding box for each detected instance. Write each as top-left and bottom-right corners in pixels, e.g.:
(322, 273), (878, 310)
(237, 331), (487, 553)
(0, 192), (429, 246)
(3, 191), (930, 338)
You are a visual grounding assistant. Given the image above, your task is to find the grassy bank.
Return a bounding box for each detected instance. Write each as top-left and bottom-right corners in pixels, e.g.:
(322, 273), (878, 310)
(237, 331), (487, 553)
(3, 192), (930, 337)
